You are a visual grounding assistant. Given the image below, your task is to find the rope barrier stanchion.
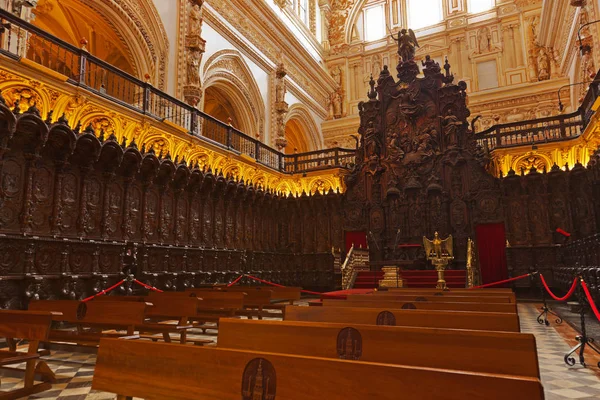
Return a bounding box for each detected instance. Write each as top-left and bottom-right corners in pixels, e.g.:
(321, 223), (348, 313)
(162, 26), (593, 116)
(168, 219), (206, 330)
(469, 272), (535, 290)
(564, 278), (600, 368)
(133, 279), (163, 293)
(581, 280), (600, 324)
(536, 274), (568, 326)
(81, 279), (125, 302)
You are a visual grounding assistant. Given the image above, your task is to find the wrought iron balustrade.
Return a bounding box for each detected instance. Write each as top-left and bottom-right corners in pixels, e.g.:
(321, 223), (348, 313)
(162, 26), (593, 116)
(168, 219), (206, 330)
(0, 8), (354, 174)
(476, 69), (600, 152)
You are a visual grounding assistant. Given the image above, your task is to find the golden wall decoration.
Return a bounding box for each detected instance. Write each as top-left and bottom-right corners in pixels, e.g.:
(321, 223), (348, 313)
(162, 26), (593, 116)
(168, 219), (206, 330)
(0, 62), (345, 196)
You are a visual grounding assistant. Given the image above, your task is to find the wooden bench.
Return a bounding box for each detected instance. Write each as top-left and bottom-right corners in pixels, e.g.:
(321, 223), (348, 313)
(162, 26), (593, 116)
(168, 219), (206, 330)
(149, 291), (245, 332)
(28, 300), (146, 346)
(0, 310), (56, 400)
(216, 286), (302, 317)
(383, 288), (517, 302)
(93, 295), (214, 345)
(322, 298), (518, 313)
(284, 305), (521, 332)
(364, 294), (514, 303)
(217, 318), (540, 378)
(187, 287), (273, 319)
(92, 338), (544, 399)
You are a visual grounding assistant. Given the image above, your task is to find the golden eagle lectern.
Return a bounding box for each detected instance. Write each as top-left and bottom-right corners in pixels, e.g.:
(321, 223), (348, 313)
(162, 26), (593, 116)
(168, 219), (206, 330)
(423, 232), (454, 290)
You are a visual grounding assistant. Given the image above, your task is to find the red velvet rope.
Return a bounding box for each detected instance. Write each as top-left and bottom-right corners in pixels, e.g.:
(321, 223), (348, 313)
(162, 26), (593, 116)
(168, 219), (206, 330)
(540, 274), (578, 301)
(227, 275), (245, 287)
(581, 280), (600, 322)
(469, 272), (534, 289)
(82, 279), (125, 302)
(243, 274), (345, 298)
(133, 279), (164, 293)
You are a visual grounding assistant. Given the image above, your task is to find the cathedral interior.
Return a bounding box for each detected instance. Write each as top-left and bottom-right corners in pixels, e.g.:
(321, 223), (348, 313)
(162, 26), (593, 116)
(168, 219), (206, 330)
(1, 0), (600, 399)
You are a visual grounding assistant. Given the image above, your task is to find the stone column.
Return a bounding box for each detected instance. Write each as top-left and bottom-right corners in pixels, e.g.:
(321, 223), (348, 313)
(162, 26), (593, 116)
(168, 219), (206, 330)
(183, 0), (206, 107)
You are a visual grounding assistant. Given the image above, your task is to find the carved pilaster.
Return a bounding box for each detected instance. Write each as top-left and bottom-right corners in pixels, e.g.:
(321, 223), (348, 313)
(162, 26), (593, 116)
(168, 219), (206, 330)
(309, 0), (317, 36)
(274, 61), (288, 150)
(183, 0), (206, 107)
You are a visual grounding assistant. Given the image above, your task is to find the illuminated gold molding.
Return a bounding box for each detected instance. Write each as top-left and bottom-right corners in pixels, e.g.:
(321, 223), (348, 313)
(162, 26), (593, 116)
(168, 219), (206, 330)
(0, 61), (344, 196)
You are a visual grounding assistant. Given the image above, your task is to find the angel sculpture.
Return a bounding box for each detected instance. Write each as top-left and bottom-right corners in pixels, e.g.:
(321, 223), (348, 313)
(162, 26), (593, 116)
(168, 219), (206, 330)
(391, 29), (419, 62)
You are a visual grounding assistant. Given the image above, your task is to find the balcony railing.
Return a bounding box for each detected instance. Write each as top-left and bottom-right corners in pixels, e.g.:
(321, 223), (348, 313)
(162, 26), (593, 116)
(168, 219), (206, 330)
(476, 70), (600, 152)
(0, 8), (355, 174)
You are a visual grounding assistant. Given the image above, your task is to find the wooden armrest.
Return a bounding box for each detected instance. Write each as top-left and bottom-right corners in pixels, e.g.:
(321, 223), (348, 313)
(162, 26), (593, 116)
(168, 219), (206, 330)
(0, 351), (41, 365)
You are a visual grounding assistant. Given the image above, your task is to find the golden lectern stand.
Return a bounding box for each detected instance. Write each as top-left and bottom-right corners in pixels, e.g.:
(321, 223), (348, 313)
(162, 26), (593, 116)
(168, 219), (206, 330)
(423, 232), (454, 290)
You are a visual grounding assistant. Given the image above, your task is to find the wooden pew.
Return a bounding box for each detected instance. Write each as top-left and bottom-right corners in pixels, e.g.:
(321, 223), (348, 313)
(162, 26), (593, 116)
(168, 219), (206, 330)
(383, 288), (516, 302)
(28, 300), (146, 346)
(187, 287), (272, 319)
(362, 294), (514, 303)
(217, 318), (540, 379)
(148, 291), (245, 332)
(92, 338), (544, 400)
(217, 286), (302, 317)
(285, 305), (521, 332)
(93, 295), (214, 345)
(0, 310), (56, 400)
(322, 298), (517, 313)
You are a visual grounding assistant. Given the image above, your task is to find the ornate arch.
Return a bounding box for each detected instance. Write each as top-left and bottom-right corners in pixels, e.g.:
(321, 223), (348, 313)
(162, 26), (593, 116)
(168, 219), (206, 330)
(344, 0), (369, 45)
(37, 0), (170, 90)
(202, 50), (265, 139)
(285, 104), (323, 151)
(512, 152), (552, 173)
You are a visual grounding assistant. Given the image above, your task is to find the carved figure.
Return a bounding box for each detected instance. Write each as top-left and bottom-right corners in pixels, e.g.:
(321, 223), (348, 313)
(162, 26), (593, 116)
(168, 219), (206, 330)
(478, 27), (492, 53)
(537, 48), (550, 81)
(331, 65), (343, 87)
(330, 89), (343, 119)
(391, 29), (419, 62)
(187, 51), (201, 86)
(581, 45), (596, 81)
(275, 63), (287, 103)
(188, 4), (202, 37)
(441, 109), (462, 147)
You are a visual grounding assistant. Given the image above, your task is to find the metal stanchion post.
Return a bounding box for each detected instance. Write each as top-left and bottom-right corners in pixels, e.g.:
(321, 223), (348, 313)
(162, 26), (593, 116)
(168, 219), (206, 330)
(564, 277), (600, 368)
(537, 274), (563, 326)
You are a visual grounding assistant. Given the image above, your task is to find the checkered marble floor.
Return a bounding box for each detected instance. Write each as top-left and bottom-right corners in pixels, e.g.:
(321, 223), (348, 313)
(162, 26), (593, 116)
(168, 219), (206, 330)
(519, 303), (600, 400)
(2, 303), (600, 399)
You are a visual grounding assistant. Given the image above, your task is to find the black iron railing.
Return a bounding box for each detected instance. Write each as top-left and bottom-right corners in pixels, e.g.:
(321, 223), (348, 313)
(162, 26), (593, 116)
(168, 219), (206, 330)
(476, 70), (600, 151)
(0, 8), (354, 174)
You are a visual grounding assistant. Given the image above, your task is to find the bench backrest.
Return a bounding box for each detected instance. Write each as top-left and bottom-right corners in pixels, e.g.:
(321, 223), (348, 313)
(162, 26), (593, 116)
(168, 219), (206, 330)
(145, 296), (198, 319)
(217, 318), (539, 379)
(382, 289), (516, 302)
(28, 300), (147, 327)
(149, 291), (245, 310)
(0, 310), (54, 341)
(363, 294), (513, 303)
(322, 299), (517, 313)
(387, 287), (513, 292)
(187, 287), (272, 308)
(219, 286), (302, 302)
(93, 338), (543, 400)
(284, 305), (520, 332)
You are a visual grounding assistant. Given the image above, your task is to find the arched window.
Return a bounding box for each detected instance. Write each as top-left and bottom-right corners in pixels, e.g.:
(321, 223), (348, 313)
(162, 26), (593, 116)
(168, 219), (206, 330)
(364, 4), (386, 42)
(468, 0), (495, 14)
(407, 0), (443, 30)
